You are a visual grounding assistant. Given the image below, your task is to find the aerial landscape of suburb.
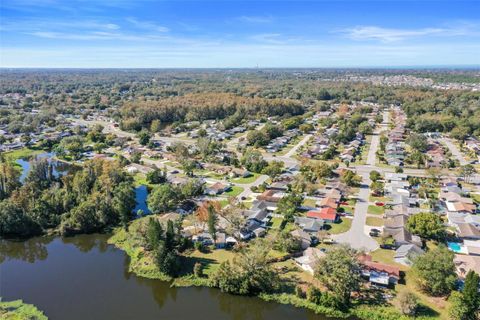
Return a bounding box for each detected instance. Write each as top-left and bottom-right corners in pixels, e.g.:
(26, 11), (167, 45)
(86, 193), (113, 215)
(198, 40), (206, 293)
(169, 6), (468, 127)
(0, 1), (479, 320)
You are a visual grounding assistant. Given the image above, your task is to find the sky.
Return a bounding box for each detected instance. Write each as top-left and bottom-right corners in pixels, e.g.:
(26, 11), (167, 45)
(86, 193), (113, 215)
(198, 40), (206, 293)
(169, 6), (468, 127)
(1, 0), (480, 68)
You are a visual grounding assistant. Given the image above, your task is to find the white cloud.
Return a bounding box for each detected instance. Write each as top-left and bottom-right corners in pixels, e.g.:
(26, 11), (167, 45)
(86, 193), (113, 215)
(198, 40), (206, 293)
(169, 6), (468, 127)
(237, 15), (273, 24)
(126, 17), (169, 33)
(342, 25), (477, 42)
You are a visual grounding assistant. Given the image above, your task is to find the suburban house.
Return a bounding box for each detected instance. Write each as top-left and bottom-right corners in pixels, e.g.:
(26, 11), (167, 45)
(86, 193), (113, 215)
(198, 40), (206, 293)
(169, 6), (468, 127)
(394, 244), (424, 266)
(307, 208), (338, 223)
(294, 216), (324, 233)
(290, 229), (312, 250)
(358, 254), (401, 286)
(294, 247), (326, 274)
(205, 182), (231, 196)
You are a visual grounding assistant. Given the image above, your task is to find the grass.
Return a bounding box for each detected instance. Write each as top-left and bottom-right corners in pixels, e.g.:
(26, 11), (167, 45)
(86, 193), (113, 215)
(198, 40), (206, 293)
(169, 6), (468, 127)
(370, 249), (408, 271)
(471, 193), (480, 204)
(367, 205), (385, 215)
(224, 186), (244, 197)
(182, 249), (235, 276)
(326, 218), (352, 234)
(4, 147), (43, 161)
(231, 173), (260, 184)
(369, 195), (390, 203)
(366, 217), (384, 227)
(302, 198), (317, 208)
(269, 217), (284, 229)
(0, 299), (48, 320)
(108, 218), (172, 281)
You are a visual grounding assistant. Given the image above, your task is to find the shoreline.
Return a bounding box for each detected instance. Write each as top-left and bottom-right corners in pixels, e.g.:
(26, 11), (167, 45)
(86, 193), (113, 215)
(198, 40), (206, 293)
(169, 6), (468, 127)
(107, 224), (435, 320)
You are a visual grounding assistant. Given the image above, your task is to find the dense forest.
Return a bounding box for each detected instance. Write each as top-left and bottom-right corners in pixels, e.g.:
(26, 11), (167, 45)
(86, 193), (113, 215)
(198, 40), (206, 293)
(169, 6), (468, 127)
(1, 69), (479, 137)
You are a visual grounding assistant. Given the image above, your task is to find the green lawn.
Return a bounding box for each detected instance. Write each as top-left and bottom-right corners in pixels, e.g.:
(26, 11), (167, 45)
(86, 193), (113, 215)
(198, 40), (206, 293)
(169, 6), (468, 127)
(302, 198), (317, 207)
(370, 249), (407, 271)
(4, 147), (42, 161)
(367, 205), (385, 215)
(269, 217), (284, 229)
(472, 193), (480, 204)
(368, 195), (390, 203)
(183, 249), (235, 276)
(231, 173), (259, 184)
(366, 217), (384, 227)
(224, 186), (244, 197)
(326, 218), (352, 234)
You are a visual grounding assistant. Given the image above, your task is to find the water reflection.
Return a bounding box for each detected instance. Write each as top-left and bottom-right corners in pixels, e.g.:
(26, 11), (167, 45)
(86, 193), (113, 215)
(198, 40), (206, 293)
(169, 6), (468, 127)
(0, 237), (52, 263)
(17, 152), (72, 183)
(134, 185), (150, 214)
(0, 235), (332, 320)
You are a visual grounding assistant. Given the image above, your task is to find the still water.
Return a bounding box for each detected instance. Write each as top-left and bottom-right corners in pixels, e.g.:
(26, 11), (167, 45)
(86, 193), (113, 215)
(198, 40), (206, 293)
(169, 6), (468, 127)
(16, 152), (71, 183)
(0, 234), (334, 320)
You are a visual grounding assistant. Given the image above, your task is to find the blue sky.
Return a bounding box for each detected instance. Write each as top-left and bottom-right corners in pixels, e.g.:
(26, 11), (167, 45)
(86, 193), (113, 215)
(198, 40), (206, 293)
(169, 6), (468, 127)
(1, 0), (479, 68)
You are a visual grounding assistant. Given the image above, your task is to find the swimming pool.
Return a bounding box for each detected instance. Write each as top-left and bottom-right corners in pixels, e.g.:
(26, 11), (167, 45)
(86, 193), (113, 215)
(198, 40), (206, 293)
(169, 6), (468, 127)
(447, 242), (465, 253)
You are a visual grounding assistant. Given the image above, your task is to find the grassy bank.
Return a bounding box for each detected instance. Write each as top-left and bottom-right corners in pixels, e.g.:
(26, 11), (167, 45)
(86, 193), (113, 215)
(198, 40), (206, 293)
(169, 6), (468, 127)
(109, 215), (447, 320)
(108, 219), (172, 281)
(0, 299), (48, 320)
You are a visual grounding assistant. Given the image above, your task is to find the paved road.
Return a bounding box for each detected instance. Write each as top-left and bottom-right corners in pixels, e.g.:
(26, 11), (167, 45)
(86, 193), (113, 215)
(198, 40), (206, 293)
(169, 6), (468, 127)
(263, 134), (312, 168)
(366, 133), (380, 166)
(441, 138), (468, 166)
(284, 134), (312, 158)
(332, 171), (379, 251)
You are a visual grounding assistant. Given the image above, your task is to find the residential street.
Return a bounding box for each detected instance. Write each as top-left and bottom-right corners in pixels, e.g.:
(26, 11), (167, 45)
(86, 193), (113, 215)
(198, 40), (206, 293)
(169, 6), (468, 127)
(441, 137), (468, 166)
(332, 172), (379, 251)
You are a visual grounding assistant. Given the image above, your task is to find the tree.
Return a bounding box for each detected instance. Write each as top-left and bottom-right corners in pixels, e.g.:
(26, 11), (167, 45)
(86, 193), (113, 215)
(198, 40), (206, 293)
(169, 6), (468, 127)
(459, 164), (476, 183)
(218, 200), (246, 237)
(277, 192), (303, 222)
(274, 230), (302, 253)
(212, 242), (279, 295)
(207, 204), (218, 242)
(369, 170), (381, 182)
(412, 245), (456, 296)
(299, 123), (314, 133)
(194, 262), (203, 277)
(370, 180), (384, 196)
(341, 170), (361, 187)
(246, 130), (269, 147)
(406, 212), (446, 241)
(146, 217), (163, 250)
(138, 131), (151, 146)
(146, 167), (167, 184)
(450, 126), (470, 142)
(0, 155), (21, 200)
(150, 119), (162, 133)
(0, 200), (40, 238)
(195, 201), (221, 229)
(314, 245), (361, 309)
(450, 270), (480, 320)
(449, 291), (470, 320)
(241, 149), (267, 173)
(113, 182), (136, 230)
(463, 271), (480, 317)
(396, 291), (419, 316)
(261, 160), (284, 178)
(407, 133), (428, 152)
(147, 184), (178, 213)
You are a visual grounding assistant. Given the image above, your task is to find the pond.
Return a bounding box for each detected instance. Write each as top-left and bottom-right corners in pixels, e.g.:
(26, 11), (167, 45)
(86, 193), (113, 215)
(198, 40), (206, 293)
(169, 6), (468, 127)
(134, 185), (150, 215)
(0, 235), (334, 320)
(16, 152), (71, 183)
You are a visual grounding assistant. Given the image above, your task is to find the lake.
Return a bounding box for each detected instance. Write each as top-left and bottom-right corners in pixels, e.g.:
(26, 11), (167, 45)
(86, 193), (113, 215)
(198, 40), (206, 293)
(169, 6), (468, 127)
(0, 235), (333, 320)
(16, 152), (71, 183)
